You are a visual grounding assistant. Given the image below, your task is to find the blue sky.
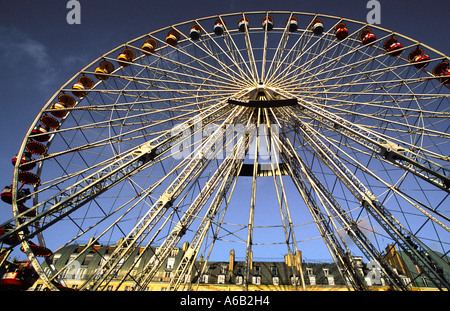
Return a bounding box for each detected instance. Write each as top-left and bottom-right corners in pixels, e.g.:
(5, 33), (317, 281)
(0, 0), (448, 262)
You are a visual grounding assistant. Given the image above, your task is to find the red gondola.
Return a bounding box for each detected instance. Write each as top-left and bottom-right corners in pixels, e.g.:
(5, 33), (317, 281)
(58, 94), (76, 108)
(190, 24), (203, 40)
(117, 48), (136, 67)
(1, 186), (12, 204)
(40, 114), (60, 129)
(141, 38), (158, 54)
(238, 17), (250, 32)
(165, 30), (180, 46)
(433, 61), (450, 84)
(25, 140), (47, 156)
(72, 75), (95, 97)
(21, 241), (52, 257)
(286, 16), (298, 32)
(360, 28), (376, 45)
(262, 16), (274, 31)
(94, 60), (114, 80)
(384, 37), (403, 56)
(408, 47), (430, 69)
(213, 19), (225, 35)
(1, 186), (31, 204)
(0, 224), (21, 245)
(334, 22), (348, 41)
(12, 152), (36, 171)
(30, 125), (50, 142)
(311, 18), (324, 35)
(0, 261), (38, 291)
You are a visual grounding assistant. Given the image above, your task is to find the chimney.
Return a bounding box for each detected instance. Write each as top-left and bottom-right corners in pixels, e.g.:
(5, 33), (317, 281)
(285, 253), (292, 267)
(182, 241), (189, 252)
(285, 252), (302, 269)
(229, 249), (235, 272)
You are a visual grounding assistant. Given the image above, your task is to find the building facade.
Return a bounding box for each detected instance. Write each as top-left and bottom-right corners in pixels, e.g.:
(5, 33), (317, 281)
(24, 241), (446, 291)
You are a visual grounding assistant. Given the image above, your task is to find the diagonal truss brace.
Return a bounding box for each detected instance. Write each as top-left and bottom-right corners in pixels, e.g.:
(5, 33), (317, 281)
(272, 89), (450, 193)
(285, 108), (450, 290)
(0, 102), (232, 250)
(83, 105), (246, 291)
(277, 134), (369, 290)
(296, 98), (450, 192)
(138, 124), (252, 290)
(167, 158), (243, 291)
(277, 129), (408, 290)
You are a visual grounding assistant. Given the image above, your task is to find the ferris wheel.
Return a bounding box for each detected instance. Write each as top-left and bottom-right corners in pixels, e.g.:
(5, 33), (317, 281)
(0, 11), (449, 291)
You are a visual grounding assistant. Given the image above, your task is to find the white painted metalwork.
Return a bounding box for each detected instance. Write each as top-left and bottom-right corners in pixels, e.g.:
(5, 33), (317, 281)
(1, 11), (449, 291)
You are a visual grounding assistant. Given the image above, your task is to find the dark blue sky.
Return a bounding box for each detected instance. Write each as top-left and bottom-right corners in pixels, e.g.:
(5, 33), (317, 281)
(0, 0), (448, 260)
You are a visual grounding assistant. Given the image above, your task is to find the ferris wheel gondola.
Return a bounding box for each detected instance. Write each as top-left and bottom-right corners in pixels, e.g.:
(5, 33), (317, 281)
(0, 11), (448, 292)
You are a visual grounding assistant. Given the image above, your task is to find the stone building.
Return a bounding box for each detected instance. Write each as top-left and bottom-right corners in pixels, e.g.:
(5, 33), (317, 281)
(24, 240), (443, 291)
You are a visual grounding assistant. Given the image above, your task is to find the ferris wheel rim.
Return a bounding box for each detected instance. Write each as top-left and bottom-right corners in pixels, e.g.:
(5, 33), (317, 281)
(2, 11), (449, 291)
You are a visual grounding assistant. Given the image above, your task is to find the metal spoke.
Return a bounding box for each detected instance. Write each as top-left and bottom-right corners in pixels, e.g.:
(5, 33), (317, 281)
(4, 11), (448, 292)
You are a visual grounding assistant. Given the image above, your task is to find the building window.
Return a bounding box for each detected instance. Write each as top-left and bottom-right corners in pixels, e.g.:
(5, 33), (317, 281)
(201, 274), (209, 283)
(134, 255), (142, 268)
(402, 277), (411, 287)
(236, 275), (243, 285)
(76, 268), (87, 280)
(254, 266), (261, 275)
(94, 268), (103, 278)
(272, 276), (280, 285)
(252, 276), (261, 285)
(271, 266), (278, 276)
(306, 267), (313, 275)
(221, 265), (227, 274)
(323, 268), (329, 277)
(184, 274), (191, 284)
(167, 257), (175, 269)
(67, 253), (78, 265)
(82, 254), (94, 266)
(237, 266), (243, 275)
(309, 276), (316, 286)
(218, 274), (225, 284)
(100, 254), (110, 266)
(327, 276), (335, 286)
(358, 268), (364, 277)
(62, 265), (77, 280)
(52, 253), (61, 265)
